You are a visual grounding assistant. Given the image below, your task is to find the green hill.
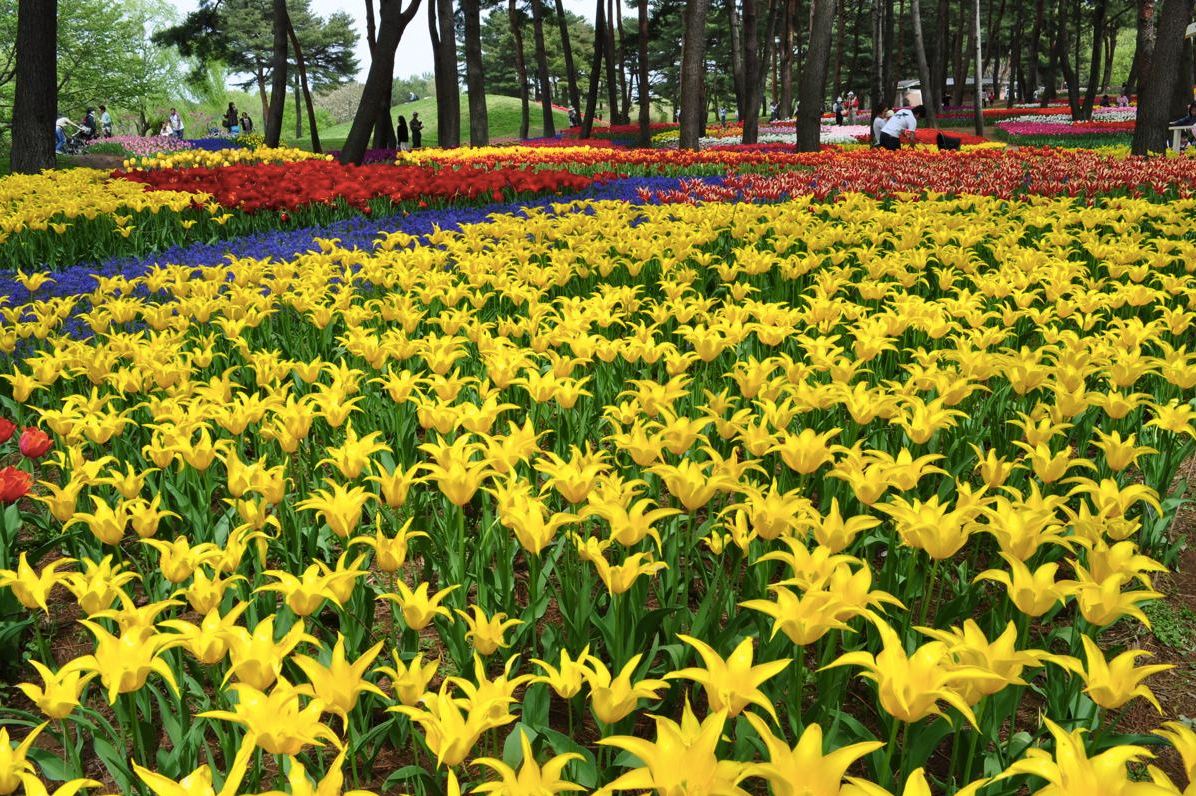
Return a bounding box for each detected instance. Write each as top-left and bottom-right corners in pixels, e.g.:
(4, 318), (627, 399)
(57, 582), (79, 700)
(294, 94), (571, 151)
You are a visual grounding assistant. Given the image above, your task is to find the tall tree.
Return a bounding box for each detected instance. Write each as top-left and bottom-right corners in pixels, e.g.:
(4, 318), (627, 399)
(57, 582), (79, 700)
(1131, 0), (1192, 154)
(580, 0), (604, 137)
(429, 0), (459, 146)
(909, 0), (938, 126)
(530, 0), (556, 136)
(554, 0), (582, 112)
(264, 0), (289, 146)
(728, 0), (746, 119)
(603, 0), (620, 123)
(870, 0), (887, 116)
(971, 0), (983, 135)
(678, 0), (712, 149)
(510, 0), (531, 138)
(287, 18), (321, 151)
(637, 0), (650, 145)
(1079, 0), (1109, 119)
(11, 0), (56, 174)
(1126, 0), (1155, 94)
(462, 0), (490, 144)
(796, 0), (835, 151)
(341, 0), (422, 163)
(1053, 0), (1080, 118)
(779, 0), (795, 117)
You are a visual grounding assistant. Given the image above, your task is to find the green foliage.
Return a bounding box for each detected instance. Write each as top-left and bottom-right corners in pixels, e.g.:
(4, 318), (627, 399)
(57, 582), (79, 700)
(1143, 600), (1196, 650)
(0, 0), (187, 131)
(481, 6), (595, 106)
(156, 0), (358, 99)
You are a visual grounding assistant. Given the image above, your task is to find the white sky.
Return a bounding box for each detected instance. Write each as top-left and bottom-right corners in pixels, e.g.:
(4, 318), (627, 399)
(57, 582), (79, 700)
(166, 0), (596, 81)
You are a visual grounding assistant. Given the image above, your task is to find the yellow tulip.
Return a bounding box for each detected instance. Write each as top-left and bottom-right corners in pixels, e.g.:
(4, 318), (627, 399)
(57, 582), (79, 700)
(746, 713), (883, 796)
(0, 723), (46, 795)
(456, 605), (523, 656)
(292, 635), (387, 721)
(200, 679), (340, 756)
(599, 701), (751, 795)
(0, 553), (73, 613)
(584, 653), (667, 725)
(382, 580), (460, 630)
(665, 635), (790, 720)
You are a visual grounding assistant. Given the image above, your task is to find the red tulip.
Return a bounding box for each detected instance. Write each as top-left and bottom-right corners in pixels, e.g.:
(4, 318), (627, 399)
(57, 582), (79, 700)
(0, 418), (15, 444)
(0, 466), (31, 503)
(18, 428), (52, 459)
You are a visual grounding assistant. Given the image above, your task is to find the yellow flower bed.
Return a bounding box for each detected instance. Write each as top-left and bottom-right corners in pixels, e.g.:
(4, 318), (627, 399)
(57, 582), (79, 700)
(0, 168), (204, 237)
(124, 146), (332, 171)
(1, 193), (1194, 794)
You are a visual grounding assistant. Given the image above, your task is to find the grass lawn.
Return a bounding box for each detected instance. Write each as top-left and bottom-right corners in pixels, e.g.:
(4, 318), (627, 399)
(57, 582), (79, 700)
(291, 95), (571, 150)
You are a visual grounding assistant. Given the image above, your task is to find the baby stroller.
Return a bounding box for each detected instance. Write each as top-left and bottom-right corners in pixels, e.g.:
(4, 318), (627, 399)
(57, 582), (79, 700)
(63, 122), (93, 155)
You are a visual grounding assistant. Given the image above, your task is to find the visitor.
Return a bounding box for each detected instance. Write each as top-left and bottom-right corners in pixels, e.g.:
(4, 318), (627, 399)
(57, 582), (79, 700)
(240, 112), (254, 132)
(568, 107), (580, 127)
(54, 116), (72, 153)
(169, 108), (184, 140)
(223, 103), (239, 134)
(1169, 101), (1196, 149)
(99, 105), (112, 137)
(718, 106), (728, 125)
(411, 113), (424, 148)
(878, 104), (926, 150)
(871, 104), (893, 146)
(79, 108), (97, 141)
(833, 96), (844, 125)
(1117, 91), (1130, 107)
(396, 115), (410, 152)
(846, 91), (858, 124)
(769, 102), (778, 122)
(1100, 94), (1111, 108)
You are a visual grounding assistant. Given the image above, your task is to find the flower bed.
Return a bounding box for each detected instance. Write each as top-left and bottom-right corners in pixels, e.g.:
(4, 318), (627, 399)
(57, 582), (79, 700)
(119, 160), (606, 212)
(0, 189), (1193, 796)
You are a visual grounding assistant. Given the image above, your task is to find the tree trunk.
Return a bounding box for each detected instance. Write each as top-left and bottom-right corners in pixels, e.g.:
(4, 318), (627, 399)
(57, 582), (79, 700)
(581, 0), (605, 137)
(1100, 27), (1115, 95)
(742, 0), (761, 141)
(1027, 0), (1043, 100)
(616, 0), (632, 122)
(342, 0), (422, 164)
(511, 0), (531, 138)
(462, 0), (489, 145)
(264, 0), (290, 147)
(294, 70), (303, 139)
(972, 0), (983, 135)
(1132, 0), (1191, 153)
(930, 0), (948, 111)
(1078, 0), (1107, 119)
(604, 0), (620, 123)
(1054, 0), (1080, 118)
(951, 4), (970, 106)
(11, 0), (56, 174)
(729, 0), (746, 119)
(1126, 0), (1155, 95)
(429, 0), (460, 147)
(256, 69), (270, 123)
(287, 18), (322, 153)
(779, 0), (795, 116)
(832, 0), (845, 98)
(910, 0), (938, 125)
(871, 0), (887, 112)
(554, 0), (582, 114)
(638, 0), (651, 144)
(678, 0), (712, 149)
(531, 0), (556, 136)
(847, 0), (865, 98)
(1007, 0), (1023, 106)
(796, 0), (836, 150)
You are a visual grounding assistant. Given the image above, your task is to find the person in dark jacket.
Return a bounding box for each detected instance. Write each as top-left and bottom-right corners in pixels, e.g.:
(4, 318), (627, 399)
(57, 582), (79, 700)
(410, 113), (424, 149)
(396, 115), (410, 152)
(240, 112), (253, 132)
(223, 103), (239, 133)
(1170, 102), (1196, 149)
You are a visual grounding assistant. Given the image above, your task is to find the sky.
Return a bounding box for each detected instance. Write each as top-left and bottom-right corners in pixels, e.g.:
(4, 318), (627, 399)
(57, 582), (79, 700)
(166, 0), (596, 81)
